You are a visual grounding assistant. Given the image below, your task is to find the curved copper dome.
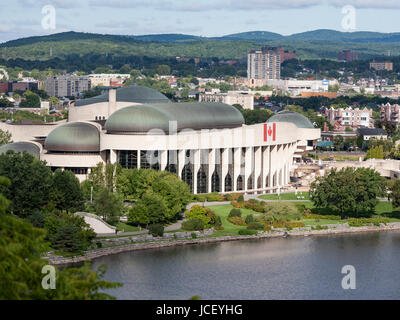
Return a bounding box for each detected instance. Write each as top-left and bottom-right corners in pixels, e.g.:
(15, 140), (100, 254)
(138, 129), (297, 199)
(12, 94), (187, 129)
(45, 122), (100, 152)
(104, 102), (245, 134)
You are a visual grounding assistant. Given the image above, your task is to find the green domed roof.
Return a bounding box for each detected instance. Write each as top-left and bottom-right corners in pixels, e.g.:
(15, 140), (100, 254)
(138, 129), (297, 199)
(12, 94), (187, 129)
(0, 142), (41, 158)
(267, 111), (314, 129)
(45, 122), (100, 152)
(75, 85), (170, 107)
(105, 102), (244, 134)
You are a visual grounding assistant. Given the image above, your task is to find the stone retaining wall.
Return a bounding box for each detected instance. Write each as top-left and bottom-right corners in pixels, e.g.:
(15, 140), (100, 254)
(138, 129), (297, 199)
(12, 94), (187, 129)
(45, 222), (400, 265)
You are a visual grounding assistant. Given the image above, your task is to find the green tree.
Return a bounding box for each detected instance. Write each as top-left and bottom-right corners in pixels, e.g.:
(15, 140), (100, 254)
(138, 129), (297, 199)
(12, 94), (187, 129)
(310, 168), (385, 219)
(45, 213), (96, 253)
(128, 190), (167, 225)
(51, 169), (85, 213)
(19, 90), (41, 108)
(310, 168), (357, 219)
(390, 180), (400, 209)
(333, 135), (344, 151)
(0, 129), (12, 146)
(0, 151), (53, 218)
(156, 64), (171, 75)
(0, 213), (121, 299)
(93, 187), (124, 224)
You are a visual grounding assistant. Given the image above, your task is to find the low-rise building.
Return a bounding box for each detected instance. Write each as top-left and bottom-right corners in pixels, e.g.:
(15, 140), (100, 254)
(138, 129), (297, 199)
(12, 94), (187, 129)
(358, 128), (388, 141)
(381, 103), (400, 124)
(45, 76), (91, 98)
(323, 106), (373, 128)
(88, 74), (130, 87)
(199, 91), (254, 110)
(370, 61), (393, 71)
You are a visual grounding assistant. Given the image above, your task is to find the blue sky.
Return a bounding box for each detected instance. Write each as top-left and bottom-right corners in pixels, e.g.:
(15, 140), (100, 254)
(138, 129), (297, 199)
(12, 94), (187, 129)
(1, 0), (400, 42)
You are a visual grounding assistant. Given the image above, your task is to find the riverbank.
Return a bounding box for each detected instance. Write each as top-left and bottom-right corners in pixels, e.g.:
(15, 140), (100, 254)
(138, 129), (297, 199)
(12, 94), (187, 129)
(46, 222), (400, 265)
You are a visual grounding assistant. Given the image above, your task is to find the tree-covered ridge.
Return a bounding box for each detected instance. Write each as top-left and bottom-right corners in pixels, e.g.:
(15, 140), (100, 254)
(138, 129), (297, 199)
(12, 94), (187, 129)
(3, 30), (400, 61)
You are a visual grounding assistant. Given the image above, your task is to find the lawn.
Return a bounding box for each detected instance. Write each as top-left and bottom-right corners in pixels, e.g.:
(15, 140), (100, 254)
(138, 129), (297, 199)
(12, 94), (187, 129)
(259, 192), (310, 201)
(207, 204), (256, 237)
(116, 222), (141, 232)
(208, 200), (400, 235)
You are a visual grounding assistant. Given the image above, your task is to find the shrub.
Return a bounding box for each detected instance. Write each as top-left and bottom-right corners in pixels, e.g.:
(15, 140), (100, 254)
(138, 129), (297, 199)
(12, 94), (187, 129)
(247, 221), (265, 230)
(238, 229), (258, 236)
(228, 208), (242, 218)
(272, 221), (305, 229)
(191, 232), (197, 239)
(185, 205), (211, 226)
(231, 201), (244, 208)
(303, 213), (341, 220)
(245, 214), (255, 224)
(182, 218), (205, 231)
(206, 193), (225, 202)
(263, 202), (302, 220)
(237, 195), (244, 202)
(227, 216), (246, 226)
(347, 217), (390, 227)
(148, 224), (164, 237)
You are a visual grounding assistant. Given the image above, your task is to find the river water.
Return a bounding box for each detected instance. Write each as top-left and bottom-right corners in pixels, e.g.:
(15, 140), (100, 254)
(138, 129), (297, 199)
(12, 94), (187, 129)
(91, 231), (400, 300)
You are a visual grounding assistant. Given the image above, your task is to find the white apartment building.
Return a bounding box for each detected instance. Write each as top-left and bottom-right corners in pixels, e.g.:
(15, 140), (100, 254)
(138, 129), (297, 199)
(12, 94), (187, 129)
(199, 91), (254, 110)
(88, 74), (131, 87)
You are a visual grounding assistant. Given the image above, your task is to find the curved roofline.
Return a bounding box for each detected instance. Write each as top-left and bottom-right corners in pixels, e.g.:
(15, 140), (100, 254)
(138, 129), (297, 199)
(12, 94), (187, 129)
(45, 121), (101, 153)
(74, 85), (171, 107)
(104, 102), (245, 134)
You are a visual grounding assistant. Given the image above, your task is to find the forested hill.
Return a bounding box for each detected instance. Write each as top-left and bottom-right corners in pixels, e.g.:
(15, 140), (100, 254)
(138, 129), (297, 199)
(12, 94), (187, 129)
(1, 29), (400, 61)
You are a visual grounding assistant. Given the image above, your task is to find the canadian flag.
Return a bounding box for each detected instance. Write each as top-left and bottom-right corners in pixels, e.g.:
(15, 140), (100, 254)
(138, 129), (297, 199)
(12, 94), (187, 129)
(264, 123), (276, 142)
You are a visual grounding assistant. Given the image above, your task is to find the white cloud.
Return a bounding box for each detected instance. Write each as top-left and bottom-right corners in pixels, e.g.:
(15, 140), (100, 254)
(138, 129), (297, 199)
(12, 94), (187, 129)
(329, 0), (400, 9)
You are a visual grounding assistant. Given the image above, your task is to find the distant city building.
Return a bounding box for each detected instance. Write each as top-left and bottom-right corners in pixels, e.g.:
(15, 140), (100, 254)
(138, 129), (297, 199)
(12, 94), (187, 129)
(323, 106), (373, 128)
(271, 47), (296, 63)
(380, 103), (400, 124)
(266, 79), (337, 96)
(88, 74), (130, 87)
(232, 77), (268, 88)
(0, 81), (38, 93)
(358, 128), (388, 141)
(199, 91), (255, 110)
(338, 50), (358, 62)
(45, 76), (91, 97)
(370, 60), (393, 71)
(247, 48), (281, 80)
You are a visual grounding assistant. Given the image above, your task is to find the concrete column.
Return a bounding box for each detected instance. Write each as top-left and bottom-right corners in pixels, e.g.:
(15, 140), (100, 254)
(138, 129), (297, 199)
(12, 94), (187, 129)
(193, 149), (201, 194)
(262, 146), (270, 190)
(221, 148), (229, 193)
(160, 150), (168, 171)
(254, 146), (262, 191)
(233, 148), (241, 192)
(137, 150), (141, 169)
(244, 147), (253, 191)
(110, 149), (117, 164)
(208, 149), (216, 193)
(178, 149), (186, 178)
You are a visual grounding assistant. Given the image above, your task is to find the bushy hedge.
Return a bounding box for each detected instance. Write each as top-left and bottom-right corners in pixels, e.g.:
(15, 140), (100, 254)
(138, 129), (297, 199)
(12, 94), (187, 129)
(347, 217), (390, 227)
(228, 208), (242, 218)
(148, 223), (164, 237)
(238, 229), (258, 235)
(227, 216), (246, 226)
(303, 213), (341, 220)
(245, 214), (254, 224)
(182, 218), (205, 231)
(247, 221), (265, 230)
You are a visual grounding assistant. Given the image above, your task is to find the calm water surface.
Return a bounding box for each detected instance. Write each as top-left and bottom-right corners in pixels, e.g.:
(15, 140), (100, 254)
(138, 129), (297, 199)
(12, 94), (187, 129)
(91, 231), (400, 300)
